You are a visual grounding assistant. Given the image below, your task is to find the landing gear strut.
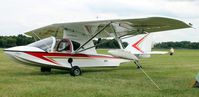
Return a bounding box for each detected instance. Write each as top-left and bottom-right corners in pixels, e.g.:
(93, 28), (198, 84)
(68, 58), (82, 76)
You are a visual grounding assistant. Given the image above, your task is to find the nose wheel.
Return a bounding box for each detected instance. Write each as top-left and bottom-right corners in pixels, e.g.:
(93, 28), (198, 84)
(68, 58), (82, 76)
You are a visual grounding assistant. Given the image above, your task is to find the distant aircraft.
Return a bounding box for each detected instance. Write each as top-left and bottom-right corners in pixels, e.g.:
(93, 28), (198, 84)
(193, 73), (199, 88)
(169, 47), (175, 55)
(4, 17), (191, 76)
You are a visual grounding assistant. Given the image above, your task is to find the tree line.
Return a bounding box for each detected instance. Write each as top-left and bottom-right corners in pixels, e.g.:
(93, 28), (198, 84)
(0, 35), (34, 48)
(0, 35), (126, 49)
(0, 35), (198, 49)
(94, 40), (199, 49)
(93, 39), (128, 49)
(154, 41), (199, 49)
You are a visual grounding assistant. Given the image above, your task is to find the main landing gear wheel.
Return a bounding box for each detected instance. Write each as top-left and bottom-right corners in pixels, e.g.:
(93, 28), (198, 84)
(40, 67), (51, 72)
(70, 66), (82, 76)
(68, 58), (82, 76)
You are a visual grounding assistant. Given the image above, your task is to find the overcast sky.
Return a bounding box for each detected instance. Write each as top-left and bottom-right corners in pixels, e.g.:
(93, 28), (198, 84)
(0, 0), (198, 42)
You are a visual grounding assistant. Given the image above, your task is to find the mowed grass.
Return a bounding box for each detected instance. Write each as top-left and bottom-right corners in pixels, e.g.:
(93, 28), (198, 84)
(0, 48), (199, 97)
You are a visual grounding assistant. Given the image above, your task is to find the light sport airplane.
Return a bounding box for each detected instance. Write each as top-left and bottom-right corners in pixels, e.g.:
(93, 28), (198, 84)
(4, 17), (191, 76)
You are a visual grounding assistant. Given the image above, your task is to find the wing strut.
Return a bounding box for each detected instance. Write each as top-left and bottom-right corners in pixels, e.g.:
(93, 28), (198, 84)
(111, 24), (124, 49)
(32, 32), (41, 40)
(75, 22), (112, 53)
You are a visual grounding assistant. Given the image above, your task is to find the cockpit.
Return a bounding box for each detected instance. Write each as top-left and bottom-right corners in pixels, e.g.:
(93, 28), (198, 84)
(56, 39), (72, 52)
(28, 37), (80, 53)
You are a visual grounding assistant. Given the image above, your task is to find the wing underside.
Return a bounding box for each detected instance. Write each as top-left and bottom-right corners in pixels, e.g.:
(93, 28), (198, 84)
(25, 17), (191, 39)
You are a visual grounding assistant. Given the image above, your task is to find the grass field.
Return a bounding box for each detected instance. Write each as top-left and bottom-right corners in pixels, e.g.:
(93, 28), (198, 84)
(0, 48), (199, 97)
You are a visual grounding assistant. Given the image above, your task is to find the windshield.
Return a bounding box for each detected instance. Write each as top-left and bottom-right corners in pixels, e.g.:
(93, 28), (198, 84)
(28, 37), (55, 52)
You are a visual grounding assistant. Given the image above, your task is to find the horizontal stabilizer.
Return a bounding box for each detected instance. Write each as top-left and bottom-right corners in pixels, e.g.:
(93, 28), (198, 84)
(145, 51), (168, 55)
(108, 49), (139, 60)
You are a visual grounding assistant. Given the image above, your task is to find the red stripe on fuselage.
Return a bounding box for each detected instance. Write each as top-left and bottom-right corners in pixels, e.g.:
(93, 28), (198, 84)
(25, 52), (60, 65)
(25, 52), (118, 65)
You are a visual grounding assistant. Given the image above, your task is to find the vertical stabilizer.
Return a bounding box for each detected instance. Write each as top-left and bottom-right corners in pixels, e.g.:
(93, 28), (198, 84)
(122, 34), (152, 54)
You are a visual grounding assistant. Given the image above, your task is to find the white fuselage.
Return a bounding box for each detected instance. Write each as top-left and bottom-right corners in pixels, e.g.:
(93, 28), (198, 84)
(4, 46), (130, 69)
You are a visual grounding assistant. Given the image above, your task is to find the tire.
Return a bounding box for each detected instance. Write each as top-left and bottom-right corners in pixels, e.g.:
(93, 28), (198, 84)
(41, 67), (46, 72)
(46, 68), (51, 72)
(70, 66), (81, 76)
(40, 67), (51, 72)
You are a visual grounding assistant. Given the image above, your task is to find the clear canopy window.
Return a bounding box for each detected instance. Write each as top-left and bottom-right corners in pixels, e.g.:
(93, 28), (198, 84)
(28, 37), (55, 52)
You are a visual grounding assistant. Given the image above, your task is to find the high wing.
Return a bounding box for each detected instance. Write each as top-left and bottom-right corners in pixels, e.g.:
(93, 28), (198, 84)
(25, 17), (191, 39)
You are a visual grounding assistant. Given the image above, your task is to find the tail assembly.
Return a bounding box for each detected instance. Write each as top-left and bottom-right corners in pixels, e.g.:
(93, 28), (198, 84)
(122, 34), (168, 58)
(108, 33), (168, 60)
(122, 34), (152, 57)
(108, 34), (152, 60)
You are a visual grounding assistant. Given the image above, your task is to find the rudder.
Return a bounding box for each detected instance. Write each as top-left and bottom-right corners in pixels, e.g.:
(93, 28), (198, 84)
(122, 34), (152, 54)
